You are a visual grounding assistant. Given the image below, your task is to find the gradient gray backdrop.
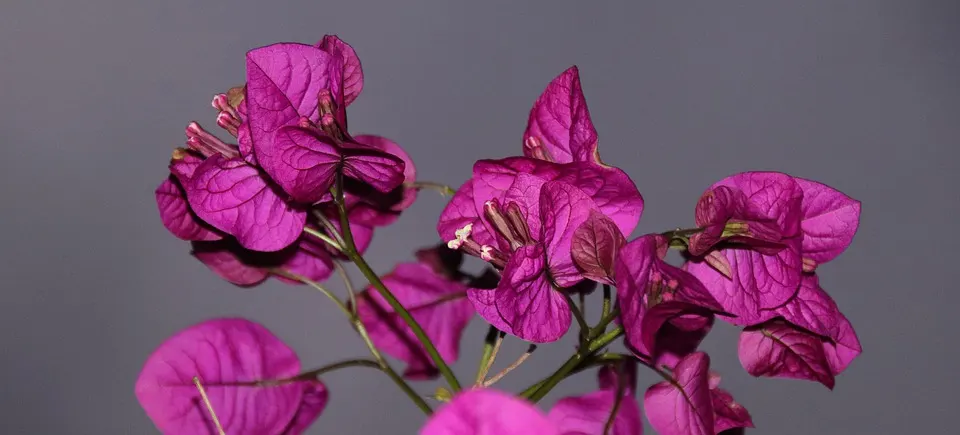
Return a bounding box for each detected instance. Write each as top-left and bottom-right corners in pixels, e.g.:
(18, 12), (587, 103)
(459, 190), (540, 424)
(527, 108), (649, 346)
(2, 0), (957, 433)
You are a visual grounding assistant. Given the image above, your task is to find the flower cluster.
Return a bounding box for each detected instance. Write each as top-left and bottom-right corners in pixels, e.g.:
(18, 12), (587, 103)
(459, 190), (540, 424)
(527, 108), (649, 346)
(139, 35), (862, 434)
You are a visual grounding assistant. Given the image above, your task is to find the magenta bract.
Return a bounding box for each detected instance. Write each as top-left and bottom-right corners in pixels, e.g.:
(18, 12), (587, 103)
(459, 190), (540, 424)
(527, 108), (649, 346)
(708, 373), (754, 433)
(134, 318), (325, 434)
(615, 234), (723, 358)
(185, 154), (307, 252)
(523, 66), (601, 165)
(420, 389), (561, 435)
(439, 157), (643, 343)
(739, 319), (837, 389)
(643, 352), (714, 435)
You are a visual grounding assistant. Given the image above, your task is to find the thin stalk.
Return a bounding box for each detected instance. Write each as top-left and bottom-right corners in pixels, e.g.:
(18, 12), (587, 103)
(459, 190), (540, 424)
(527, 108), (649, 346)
(519, 353), (624, 398)
(475, 326), (502, 385)
(281, 271), (432, 414)
(409, 181), (456, 197)
(313, 210), (346, 247)
(303, 226), (342, 252)
(219, 359), (381, 387)
(562, 291), (590, 342)
(660, 227), (704, 238)
(334, 171), (462, 392)
(589, 308), (620, 340)
(333, 261), (358, 316)
(475, 331), (504, 386)
(483, 344), (536, 387)
(352, 318), (433, 414)
(526, 353), (585, 402)
(193, 377), (226, 435)
(600, 284), (612, 320)
(271, 269), (350, 317)
(526, 327), (624, 402)
(603, 361), (628, 435)
(588, 326), (624, 353)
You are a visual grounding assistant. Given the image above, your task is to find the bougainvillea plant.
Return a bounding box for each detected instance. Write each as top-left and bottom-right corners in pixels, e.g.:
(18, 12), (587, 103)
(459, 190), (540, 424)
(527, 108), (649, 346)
(139, 35), (862, 435)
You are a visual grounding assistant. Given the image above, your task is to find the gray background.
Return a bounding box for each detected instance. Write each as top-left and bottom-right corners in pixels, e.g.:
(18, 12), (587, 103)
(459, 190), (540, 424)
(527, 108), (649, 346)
(1, 0), (956, 433)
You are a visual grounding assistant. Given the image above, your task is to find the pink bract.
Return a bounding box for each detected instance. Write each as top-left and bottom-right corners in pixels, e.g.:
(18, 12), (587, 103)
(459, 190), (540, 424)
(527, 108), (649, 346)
(190, 236), (335, 287)
(643, 352), (714, 435)
(134, 318), (325, 434)
(708, 373), (754, 433)
(156, 152), (223, 242)
(739, 319), (836, 389)
(794, 177), (861, 268)
(523, 66), (601, 165)
(465, 180), (606, 343)
(420, 389), (561, 435)
(185, 154), (306, 252)
(615, 234), (723, 358)
(548, 390), (643, 435)
(684, 172), (805, 319)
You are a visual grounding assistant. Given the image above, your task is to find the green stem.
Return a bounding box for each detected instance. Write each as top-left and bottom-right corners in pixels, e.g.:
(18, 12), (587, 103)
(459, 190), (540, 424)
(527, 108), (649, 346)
(588, 326), (624, 353)
(527, 353), (584, 402)
(303, 226), (342, 252)
(475, 326), (502, 384)
(278, 270), (431, 414)
(313, 210), (346, 247)
(353, 318), (434, 414)
(526, 327), (624, 402)
(409, 181), (456, 197)
(334, 171), (463, 392)
(603, 361), (628, 435)
(271, 269), (351, 317)
(483, 344), (536, 387)
(232, 359), (380, 387)
(562, 291), (590, 342)
(600, 285), (612, 320)
(333, 261), (358, 316)
(589, 307), (620, 339)
(519, 353), (624, 398)
(660, 227), (704, 238)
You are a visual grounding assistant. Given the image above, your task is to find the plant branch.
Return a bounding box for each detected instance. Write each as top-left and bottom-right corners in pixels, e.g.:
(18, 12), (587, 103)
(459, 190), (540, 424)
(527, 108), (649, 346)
(603, 361), (628, 435)
(562, 290), (590, 342)
(589, 307), (620, 340)
(660, 226), (704, 238)
(334, 171), (462, 392)
(352, 317), (434, 414)
(313, 210), (346, 246)
(600, 284), (612, 320)
(270, 269), (351, 317)
(333, 261), (358, 316)
(475, 326), (503, 386)
(303, 226), (343, 252)
(525, 327), (625, 402)
(519, 353), (625, 398)
(279, 270), (432, 414)
(218, 359), (381, 387)
(483, 344), (536, 387)
(409, 181), (456, 197)
(193, 377), (226, 435)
